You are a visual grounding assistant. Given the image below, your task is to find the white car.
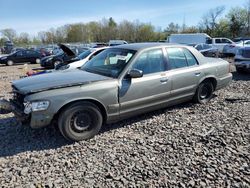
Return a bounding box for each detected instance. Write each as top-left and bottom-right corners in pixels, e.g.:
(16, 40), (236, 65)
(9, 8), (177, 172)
(57, 47), (108, 70)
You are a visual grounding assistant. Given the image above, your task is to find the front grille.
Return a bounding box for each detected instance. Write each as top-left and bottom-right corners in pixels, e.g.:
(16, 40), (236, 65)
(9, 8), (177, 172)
(11, 86), (25, 110)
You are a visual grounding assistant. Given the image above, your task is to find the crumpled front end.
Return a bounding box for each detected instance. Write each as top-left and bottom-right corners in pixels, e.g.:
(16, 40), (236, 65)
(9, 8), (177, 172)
(0, 92), (30, 123)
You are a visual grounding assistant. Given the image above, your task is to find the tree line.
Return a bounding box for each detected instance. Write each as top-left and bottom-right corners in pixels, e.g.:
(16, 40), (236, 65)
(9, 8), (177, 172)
(0, 4), (250, 46)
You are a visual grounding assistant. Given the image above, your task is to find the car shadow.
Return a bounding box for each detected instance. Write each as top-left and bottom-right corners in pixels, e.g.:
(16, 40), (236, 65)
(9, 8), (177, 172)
(99, 102), (196, 135)
(232, 72), (250, 81)
(0, 116), (71, 157)
(0, 101), (197, 157)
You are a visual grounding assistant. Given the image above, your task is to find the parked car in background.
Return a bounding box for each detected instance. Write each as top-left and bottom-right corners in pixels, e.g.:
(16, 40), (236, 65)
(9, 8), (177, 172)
(210, 37), (236, 54)
(108, 40), (128, 46)
(40, 44), (77, 69)
(0, 49), (44, 66)
(0, 43), (232, 141)
(194, 43), (219, 57)
(89, 42), (107, 48)
(56, 47), (108, 70)
(234, 47), (250, 73)
(236, 40), (250, 46)
(35, 47), (52, 57)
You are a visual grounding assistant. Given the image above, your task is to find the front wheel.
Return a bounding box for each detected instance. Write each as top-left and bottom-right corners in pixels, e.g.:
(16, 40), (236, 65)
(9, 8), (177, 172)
(6, 60), (14, 66)
(58, 101), (103, 141)
(193, 81), (214, 104)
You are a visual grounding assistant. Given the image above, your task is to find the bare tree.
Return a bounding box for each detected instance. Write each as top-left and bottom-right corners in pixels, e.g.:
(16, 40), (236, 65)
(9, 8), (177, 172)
(200, 6), (225, 36)
(0, 28), (17, 41)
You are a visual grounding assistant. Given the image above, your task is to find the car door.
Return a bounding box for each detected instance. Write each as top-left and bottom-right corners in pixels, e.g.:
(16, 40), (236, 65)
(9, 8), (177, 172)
(165, 47), (203, 101)
(14, 51), (26, 63)
(119, 48), (171, 118)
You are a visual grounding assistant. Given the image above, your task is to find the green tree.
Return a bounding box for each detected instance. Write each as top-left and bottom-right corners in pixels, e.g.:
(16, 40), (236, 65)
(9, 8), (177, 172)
(0, 28), (17, 41)
(226, 7), (248, 37)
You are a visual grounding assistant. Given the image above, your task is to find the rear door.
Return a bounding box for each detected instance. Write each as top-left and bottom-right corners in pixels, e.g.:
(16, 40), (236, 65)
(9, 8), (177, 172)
(165, 47), (203, 100)
(119, 48), (171, 117)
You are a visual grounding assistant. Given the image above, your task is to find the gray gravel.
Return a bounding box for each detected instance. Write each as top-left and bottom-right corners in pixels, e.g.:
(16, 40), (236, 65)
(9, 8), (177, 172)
(0, 64), (249, 187)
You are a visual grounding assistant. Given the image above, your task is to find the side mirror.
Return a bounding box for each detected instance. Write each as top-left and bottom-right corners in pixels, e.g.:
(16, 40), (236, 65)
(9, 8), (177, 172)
(127, 69), (143, 78)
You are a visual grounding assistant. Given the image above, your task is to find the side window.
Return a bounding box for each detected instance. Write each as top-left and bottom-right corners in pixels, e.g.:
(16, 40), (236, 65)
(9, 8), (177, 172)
(132, 49), (165, 74)
(215, 39), (221, 44)
(89, 49), (104, 60)
(26, 50), (36, 55)
(206, 38), (212, 44)
(221, 39), (232, 44)
(16, 51), (23, 56)
(183, 49), (198, 66)
(166, 48), (188, 69)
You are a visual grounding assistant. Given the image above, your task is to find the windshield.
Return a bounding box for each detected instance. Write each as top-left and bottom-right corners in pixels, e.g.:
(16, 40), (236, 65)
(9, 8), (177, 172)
(82, 48), (136, 78)
(78, 49), (92, 59)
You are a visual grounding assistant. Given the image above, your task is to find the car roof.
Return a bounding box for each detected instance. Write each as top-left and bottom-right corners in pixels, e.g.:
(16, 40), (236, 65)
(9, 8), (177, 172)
(113, 42), (184, 51)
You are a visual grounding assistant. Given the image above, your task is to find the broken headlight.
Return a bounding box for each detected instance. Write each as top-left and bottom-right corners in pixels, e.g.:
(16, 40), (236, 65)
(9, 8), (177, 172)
(24, 101), (50, 114)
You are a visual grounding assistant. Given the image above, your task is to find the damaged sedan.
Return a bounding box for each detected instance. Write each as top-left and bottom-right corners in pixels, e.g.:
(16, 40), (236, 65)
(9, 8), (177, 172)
(0, 43), (232, 141)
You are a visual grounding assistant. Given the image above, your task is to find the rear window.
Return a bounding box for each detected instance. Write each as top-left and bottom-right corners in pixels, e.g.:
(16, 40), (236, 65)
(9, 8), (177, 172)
(183, 49), (198, 66)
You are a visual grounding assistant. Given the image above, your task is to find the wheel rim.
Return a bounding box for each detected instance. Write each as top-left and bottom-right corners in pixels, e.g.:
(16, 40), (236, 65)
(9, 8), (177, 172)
(200, 84), (211, 100)
(7, 60), (13, 65)
(70, 111), (92, 133)
(36, 59), (41, 64)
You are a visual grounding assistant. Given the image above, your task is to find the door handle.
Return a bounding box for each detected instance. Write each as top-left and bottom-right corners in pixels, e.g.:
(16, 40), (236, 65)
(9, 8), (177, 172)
(195, 72), (201, 76)
(160, 78), (169, 83)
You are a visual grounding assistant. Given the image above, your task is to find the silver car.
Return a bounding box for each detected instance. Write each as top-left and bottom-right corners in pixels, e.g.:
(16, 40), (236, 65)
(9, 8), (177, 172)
(0, 43), (232, 141)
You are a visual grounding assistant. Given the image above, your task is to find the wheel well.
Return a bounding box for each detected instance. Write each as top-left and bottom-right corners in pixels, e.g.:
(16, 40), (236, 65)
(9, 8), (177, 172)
(54, 99), (107, 124)
(202, 77), (217, 90)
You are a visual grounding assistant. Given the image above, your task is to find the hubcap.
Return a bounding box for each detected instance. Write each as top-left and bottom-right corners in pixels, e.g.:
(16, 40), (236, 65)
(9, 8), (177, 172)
(36, 59), (41, 64)
(200, 84), (210, 99)
(70, 111), (92, 132)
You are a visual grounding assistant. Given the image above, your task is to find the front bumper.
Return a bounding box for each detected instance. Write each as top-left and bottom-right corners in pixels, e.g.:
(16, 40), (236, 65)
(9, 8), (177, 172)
(0, 99), (28, 122)
(0, 99), (53, 128)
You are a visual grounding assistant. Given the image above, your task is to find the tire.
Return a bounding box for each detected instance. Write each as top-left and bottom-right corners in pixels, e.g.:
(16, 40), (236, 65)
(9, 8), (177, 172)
(53, 61), (61, 68)
(35, 58), (41, 64)
(6, 60), (14, 66)
(58, 101), (103, 141)
(236, 67), (244, 73)
(193, 81), (214, 104)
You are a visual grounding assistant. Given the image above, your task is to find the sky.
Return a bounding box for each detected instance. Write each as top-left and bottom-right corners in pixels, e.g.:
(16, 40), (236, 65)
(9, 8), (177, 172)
(0, 0), (247, 36)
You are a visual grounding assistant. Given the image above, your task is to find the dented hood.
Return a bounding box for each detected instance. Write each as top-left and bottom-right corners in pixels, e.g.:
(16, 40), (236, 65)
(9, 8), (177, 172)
(12, 70), (111, 94)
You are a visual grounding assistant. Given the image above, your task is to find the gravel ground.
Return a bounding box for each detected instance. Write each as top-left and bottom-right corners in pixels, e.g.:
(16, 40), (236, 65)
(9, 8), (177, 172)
(0, 64), (249, 187)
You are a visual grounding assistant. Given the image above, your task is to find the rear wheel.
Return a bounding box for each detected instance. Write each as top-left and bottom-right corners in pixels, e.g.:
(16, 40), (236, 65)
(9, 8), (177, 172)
(193, 81), (214, 104)
(6, 60), (14, 66)
(58, 101), (103, 141)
